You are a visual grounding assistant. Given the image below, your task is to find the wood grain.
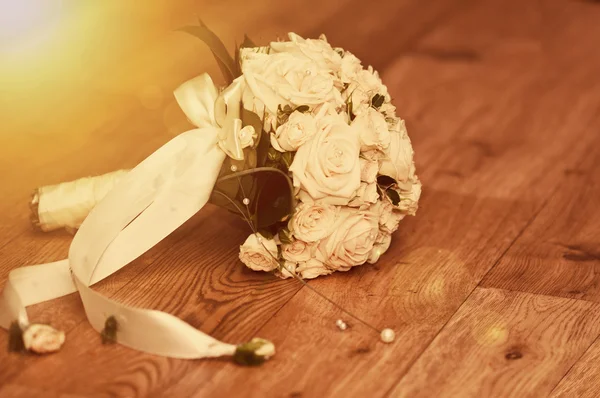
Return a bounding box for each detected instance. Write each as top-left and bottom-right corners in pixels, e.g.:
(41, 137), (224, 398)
(1, 0), (600, 396)
(550, 336), (600, 398)
(481, 142), (600, 301)
(390, 288), (600, 398)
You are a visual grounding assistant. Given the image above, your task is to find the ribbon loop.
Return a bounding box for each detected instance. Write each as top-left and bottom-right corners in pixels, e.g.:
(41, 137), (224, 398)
(0, 74), (267, 360)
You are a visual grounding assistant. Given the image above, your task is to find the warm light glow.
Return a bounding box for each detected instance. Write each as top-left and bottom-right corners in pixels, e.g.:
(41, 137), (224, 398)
(0, 0), (61, 47)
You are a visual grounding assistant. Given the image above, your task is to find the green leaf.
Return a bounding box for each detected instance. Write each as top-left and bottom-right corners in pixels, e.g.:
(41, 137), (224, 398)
(371, 93), (385, 109)
(267, 147), (281, 162)
(178, 21), (237, 84)
(256, 129), (271, 167)
(377, 175), (396, 188)
(256, 230), (274, 240)
(241, 34), (256, 49)
(281, 151), (294, 170)
(347, 97), (355, 121)
(278, 228), (293, 244)
(386, 188), (401, 206)
(8, 322), (25, 353)
(294, 105), (310, 113)
(254, 170), (295, 229)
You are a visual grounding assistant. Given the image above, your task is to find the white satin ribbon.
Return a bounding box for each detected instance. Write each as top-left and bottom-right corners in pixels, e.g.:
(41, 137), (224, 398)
(0, 74), (259, 359)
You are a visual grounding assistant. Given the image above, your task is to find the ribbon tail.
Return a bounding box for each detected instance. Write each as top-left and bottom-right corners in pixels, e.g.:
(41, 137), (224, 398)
(1, 128), (241, 359)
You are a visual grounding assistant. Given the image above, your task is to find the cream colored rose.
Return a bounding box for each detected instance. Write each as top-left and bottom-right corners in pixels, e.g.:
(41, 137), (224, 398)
(282, 239), (312, 262)
(367, 231), (392, 264)
(238, 125), (257, 149)
(270, 33), (342, 73)
(360, 158), (378, 183)
(346, 66), (390, 115)
(352, 107), (391, 152)
(23, 324), (65, 354)
(289, 203), (338, 242)
(377, 199), (405, 234)
(339, 51), (363, 83)
(348, 182), (379, 208)
(318, 208), (379, 271)
(394, 177), (422, 216)
(239, 233), (279, 272)
(379, 121), (416, 183)
(276, 260), (298, 279)
(289, 122), (362, 205)
(241, 50), (343, 115)
(296, 258), (333, 279)
(271, 111), (318, 152)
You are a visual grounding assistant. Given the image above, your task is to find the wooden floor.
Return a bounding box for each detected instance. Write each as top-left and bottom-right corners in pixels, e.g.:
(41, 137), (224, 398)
(1, 0), (600, 396)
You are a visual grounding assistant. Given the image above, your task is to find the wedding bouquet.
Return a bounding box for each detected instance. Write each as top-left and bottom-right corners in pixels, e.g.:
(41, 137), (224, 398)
(2, 23), (420, 363)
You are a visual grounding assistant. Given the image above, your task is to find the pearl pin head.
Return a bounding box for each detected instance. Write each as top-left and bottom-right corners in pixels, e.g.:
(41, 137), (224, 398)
(380, 328), (395, 343)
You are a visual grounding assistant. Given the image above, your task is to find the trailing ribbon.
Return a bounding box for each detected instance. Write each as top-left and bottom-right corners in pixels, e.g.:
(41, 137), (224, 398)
(0, 74), (274, 361)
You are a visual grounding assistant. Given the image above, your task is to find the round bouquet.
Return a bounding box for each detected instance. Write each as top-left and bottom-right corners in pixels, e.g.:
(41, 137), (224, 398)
(2, 24), (421, 363)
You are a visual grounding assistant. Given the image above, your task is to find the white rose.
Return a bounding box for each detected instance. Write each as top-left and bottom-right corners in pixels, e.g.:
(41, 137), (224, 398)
(23, 324), (65, 354)
(359, 158), (378, 183)
(289, 121), (361, 205)
(270, 33), (342, 73)
(271, 111), (318, 152)
(367, 231), (392, 264)
(394, 177), (422, 216)
(346, 66), (390, 115)
(377, 199), (405, 234)
(296, 258), (333, 279)
(241, 50), (343, 115)
(318, 208), (379, 271)
(348, 182), (379, 208)
(282, 239), (312, 262)
(238, 125), (257, 149)
(361, 148), (385, 162)
(289, 202), (338, 242)
(379, 121), (416, 182)
(352, 107), (391, 151)
(339, 51), (363, 83)
(276, 260), (298, 279)
(239, 233), (279, 272)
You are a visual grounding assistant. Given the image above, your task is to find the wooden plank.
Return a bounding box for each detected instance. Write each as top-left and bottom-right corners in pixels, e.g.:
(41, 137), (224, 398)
(157, 1), (600, 396)
(550, 337), (600, 398)
(481, 142), (600, 300)
(390, 288), (600, 397)
(0, 0), (463, 395)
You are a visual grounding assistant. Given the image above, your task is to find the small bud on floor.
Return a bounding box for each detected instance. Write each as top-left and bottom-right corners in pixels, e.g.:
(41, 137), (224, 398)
(23, 324), (66, 354)
(233, 338), (275, 366)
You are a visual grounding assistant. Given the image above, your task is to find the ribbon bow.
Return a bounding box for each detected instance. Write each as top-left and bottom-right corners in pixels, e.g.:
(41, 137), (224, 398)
(175, 73), (256, 161)
(0, 75), (273, 361)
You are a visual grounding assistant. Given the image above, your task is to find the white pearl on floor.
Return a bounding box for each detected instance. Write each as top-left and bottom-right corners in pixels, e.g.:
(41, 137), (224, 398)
(336, 319), (347, 331)
(242, 198), (250, 205)
(380, 328), (395, 343)
(230, 165), (238, 172)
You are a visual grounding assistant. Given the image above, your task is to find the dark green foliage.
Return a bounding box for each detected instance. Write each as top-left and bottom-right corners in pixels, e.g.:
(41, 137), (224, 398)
(386, 188), (401, 206)
(101, 316), (118, 344)
(178, 19), (238, 84)
(8, 322), (25, 353)
(371, 93), (385, 109)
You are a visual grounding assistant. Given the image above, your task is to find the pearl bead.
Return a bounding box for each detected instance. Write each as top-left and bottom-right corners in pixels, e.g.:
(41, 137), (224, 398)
(230, 165), (238, 172)
(380, 328), (395, 343)
(242, 198), (250, 205)
(336, 319), (347, 331)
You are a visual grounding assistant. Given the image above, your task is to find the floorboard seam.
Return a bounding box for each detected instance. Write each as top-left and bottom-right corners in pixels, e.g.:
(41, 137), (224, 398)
(382, 183), (559, 397)
(548, 332), (600, 396)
